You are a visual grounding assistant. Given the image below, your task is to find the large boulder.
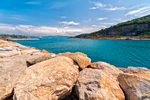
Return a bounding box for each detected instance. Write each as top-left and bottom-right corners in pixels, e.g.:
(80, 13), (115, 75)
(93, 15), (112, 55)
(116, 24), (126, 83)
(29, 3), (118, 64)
(118, 73), (150, 100)
(125, 66), (150, 75)
(41, 49), (50, 53)
(0, 46), (20, 51)
(27, 53), (56, 65)
(58, 52), (87, 58)
(0, 40), (30, 51)
(58, 52), (91, 69)
(21, 49), (40, 54)
(118, 68), (127, 73)
(88, 62), (123, 78)
(13, 56), (79, 100)
(0, 54), (31, 100)
(76, 68), (125, 100)
(0, 41), (27, 48)
(0, 50), (21, 58)
(73, 55), (91, 69)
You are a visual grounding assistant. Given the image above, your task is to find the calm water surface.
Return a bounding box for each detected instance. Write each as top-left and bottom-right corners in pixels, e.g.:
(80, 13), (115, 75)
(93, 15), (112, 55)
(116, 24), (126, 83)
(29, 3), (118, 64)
(13, 39), (150, 68)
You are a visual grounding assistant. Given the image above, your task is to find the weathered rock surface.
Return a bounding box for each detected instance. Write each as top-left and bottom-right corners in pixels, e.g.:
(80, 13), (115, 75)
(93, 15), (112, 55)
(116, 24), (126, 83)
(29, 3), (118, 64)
(58, 52), (91, 69)
(13, 56), (79, 100)
(0, 46), (20, 51)
(73, 55), (91, 69)
(27, 53), (55, 65)
(118, 68), (127, 73)
(76, 68), (125, 100)
(41, 49), (50, 53)
(62, 86), (79, 100)
(58, 52), (87, 58)
(21, 49), (40, 54)
(0, 40), (27, 48)
(125, 66), (150, 75)
(88, 62), (123, 78)
(0, 50), (21, 58)
(0, 54), (31, 100)
(118, 73), (150, 100)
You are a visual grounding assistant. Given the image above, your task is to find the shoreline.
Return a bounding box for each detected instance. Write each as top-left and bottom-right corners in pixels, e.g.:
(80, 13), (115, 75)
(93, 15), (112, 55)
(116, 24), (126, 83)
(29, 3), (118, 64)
(2, 38), (39, 41)
(69, 37), (150, 40)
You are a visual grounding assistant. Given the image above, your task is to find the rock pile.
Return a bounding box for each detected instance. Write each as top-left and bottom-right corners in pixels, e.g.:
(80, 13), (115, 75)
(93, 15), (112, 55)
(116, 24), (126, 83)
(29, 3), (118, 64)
(0, 39), (150, 100)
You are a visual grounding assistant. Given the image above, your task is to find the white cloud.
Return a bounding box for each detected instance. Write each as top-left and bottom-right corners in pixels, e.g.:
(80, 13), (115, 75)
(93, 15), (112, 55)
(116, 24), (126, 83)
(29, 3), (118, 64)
(59, 21), (80, 25)
(90, 2), (126, 11)
(90, 7), (97, 9)
(61, 16), (67, 18)
(94, 2), (106, 8)
(92, 25), (97, 27)
(105, 7), (126, 11)
(97, 17), (107, 20)
(25, 2), (40, 4)
(90, 2), (107, 9)
(113, 18), (129, 22)
(92, 25), (107, 28)
(125, 6), (150, 16)
(100, 22), (115, 25)
(0, 23), (101, 36)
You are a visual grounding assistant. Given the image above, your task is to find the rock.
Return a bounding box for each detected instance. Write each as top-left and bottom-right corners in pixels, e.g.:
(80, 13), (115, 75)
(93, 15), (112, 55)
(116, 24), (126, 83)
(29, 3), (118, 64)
(41, 49), (50, 53)
(125, 66), (150, 75)
(73, 55), (91, 69)
(118, 68), (127, 73)
(62, 86), (79, 100)
(0, 40), (30, 50)
(13, 56), (79, 100)
(31, 47), (39, 50)
(0, 46), (21, 51)
(88, 62), (123, 78)
(76, 68), (125, 100)
(58, 52), (91, 69)
(21, 49), (40, 54)
(0, 50), (21, 58)
(50, 53), (57, 58)
(27, 53), (54, 65)
(118, 73), (150, 100)
(0, 41), (24, 48)
(58, 52), (87, 58)
(0, 54), (31, 100)
(73, 52), (87, 57)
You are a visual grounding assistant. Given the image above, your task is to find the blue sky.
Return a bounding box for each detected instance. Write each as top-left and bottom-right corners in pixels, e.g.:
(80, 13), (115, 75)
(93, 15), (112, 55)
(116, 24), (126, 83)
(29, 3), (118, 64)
(0, 0), (150, 36)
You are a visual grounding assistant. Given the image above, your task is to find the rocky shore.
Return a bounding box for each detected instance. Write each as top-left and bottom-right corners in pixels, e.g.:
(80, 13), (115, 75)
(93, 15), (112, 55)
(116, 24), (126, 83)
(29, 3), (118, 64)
(0, 40), (150, 100)
(2, 38), (39, 41)
(7, 38), (39, 41)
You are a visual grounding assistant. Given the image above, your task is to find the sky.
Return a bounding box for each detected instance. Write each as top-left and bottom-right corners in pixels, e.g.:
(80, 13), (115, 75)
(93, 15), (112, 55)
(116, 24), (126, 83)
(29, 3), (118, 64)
(0, 0), (150, 36)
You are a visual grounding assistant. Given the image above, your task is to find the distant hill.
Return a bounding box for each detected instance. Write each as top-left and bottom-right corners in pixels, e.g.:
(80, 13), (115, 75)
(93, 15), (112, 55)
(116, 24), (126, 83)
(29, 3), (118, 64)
(0, 34), (29, 38)
(70, 14), (150, 39)
(30, 35), (69, 39)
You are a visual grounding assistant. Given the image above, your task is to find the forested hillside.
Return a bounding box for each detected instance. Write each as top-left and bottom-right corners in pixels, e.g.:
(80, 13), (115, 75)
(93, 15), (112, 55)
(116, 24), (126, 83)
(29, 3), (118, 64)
(71, 14), (150, 39)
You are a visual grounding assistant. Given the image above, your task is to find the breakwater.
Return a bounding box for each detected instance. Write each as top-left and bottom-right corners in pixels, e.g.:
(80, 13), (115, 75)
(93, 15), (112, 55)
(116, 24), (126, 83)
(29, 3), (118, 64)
(0, 39), (150, 100)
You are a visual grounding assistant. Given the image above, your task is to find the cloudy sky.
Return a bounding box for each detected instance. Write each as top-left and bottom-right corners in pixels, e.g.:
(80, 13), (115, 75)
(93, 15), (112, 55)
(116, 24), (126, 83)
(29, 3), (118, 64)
(0, 0), (150, 36)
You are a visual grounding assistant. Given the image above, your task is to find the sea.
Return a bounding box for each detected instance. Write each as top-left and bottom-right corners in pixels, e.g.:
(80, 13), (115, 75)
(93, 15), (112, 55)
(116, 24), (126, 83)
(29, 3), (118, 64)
(13, 38), (150, 69)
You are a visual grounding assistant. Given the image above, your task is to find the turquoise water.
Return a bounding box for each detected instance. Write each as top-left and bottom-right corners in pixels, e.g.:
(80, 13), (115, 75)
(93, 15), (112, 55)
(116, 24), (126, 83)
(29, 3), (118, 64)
(13, 39), (150, 68)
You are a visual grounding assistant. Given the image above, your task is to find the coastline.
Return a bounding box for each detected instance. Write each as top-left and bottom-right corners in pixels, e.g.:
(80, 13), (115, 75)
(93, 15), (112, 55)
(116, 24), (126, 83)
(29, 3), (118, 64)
(69, 37), (150, 40)
(2, 38), (39, 41)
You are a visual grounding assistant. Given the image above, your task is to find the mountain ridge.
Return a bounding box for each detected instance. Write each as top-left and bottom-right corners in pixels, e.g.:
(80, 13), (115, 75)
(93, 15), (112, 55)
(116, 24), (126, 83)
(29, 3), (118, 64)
(70, 14), (150, 39)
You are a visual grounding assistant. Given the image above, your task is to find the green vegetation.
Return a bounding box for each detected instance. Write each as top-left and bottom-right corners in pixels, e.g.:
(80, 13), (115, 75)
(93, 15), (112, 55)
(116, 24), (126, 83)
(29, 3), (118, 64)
(0, 34), (29, 38)
(70, 14), (150, 39)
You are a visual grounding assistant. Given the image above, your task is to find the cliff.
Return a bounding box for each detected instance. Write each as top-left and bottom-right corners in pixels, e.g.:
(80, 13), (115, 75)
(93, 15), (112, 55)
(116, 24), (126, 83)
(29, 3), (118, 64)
(0, 40), (150, 100)
(71, 14), (150, 39)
